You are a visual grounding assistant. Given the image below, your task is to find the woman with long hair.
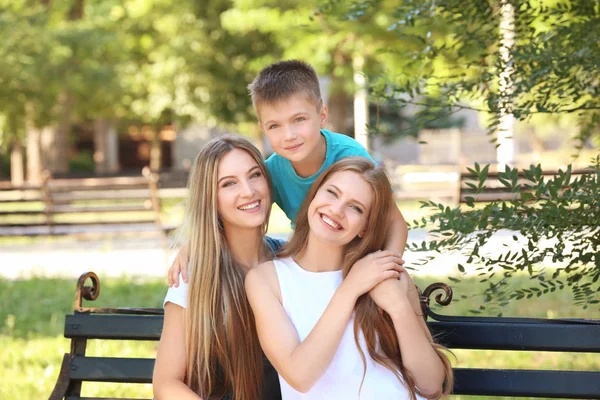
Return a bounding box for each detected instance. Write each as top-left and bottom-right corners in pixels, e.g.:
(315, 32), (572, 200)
(246, 157), (453, 399)
(153, 135), (283, 400)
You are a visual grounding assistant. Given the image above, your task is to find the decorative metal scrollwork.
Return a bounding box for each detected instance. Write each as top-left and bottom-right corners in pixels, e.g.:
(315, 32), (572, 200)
(74, 271), (100, 310)
(418, 282), (453, 321)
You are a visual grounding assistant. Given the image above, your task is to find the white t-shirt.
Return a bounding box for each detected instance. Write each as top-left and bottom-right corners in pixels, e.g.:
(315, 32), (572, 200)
(163, 236), (286, 309)
(163, 273), (188, 308)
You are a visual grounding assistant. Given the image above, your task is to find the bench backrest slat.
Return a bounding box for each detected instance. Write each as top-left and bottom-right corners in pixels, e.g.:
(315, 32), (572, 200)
(454, 369), (600, 398)
(65, 314), (162, 340)
(430, 321), (600, 352)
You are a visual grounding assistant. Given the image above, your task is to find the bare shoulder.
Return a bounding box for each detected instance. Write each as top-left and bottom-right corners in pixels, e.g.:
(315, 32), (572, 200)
(245, 260), (281, 302)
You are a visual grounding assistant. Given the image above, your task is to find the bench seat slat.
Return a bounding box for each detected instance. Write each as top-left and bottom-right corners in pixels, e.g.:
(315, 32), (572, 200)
(429, 321), (600, 352)
(70, 356), (154, 383)
(453, 368), (600, 398)
(65, 314), (163, 340)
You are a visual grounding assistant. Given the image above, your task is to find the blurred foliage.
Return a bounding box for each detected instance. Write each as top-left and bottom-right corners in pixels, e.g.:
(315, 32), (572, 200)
(319, 0), (600, 145)
(2, 1), (597, 145)
(0, 0), (283, 147)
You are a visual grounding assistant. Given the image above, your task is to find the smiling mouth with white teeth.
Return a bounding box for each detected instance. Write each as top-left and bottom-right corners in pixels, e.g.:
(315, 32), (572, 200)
(320, 213), (342, 230)
(238, 201), (261, 211)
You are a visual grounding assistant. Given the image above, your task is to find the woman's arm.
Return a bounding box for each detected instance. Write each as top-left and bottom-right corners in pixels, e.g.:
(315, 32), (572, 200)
(246, 253), (403, 393)
(370, 275), (446, 398)
(153, 302), (203, 400)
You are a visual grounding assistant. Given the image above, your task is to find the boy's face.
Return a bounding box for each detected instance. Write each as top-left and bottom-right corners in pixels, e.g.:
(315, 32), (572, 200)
(257, 93), (328, 164)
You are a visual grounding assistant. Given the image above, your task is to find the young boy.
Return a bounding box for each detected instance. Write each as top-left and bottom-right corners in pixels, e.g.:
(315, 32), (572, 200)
(168, 60), (407, 284)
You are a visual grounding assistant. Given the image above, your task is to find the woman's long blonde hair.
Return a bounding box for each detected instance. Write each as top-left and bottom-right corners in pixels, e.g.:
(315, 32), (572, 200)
(181, 135), (272, 400)
(279, 157), (453, 399)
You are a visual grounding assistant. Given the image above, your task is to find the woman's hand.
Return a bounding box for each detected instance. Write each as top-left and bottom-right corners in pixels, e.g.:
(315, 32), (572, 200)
(368, 270), (413, 316)
(340, 250), (405, 300)
(168, 245), (189, 287)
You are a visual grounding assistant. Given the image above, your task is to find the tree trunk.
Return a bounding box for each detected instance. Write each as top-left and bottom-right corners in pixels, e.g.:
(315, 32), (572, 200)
(40, 125), (55, 170)
(52, 91), (75, 173)
(150, 127), (162, 171)
(10, 139), (25, 186)
(26, 111), (43, 184)
(328, 88), (351, 135)
(45, 0), (84, 174)
(327, 50), (352, 136)
(93, 120), (119, 173)
(93, 119), (108, 173)
(353, 54), (369, 151)
(497, 0), (516, 169)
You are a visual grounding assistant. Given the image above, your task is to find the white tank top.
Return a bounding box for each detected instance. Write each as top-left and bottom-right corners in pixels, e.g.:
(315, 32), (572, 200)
(273, 257), (422, 400)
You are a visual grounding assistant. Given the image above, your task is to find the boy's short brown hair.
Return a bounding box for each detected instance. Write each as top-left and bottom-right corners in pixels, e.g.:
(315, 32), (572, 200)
(248, 60), (322, 111)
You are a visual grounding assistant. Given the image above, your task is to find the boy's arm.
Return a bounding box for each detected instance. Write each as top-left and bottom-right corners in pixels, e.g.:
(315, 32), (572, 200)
(384, 204), (408, 258)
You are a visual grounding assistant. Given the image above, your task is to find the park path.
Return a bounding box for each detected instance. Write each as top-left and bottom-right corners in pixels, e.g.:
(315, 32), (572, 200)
(0, 229), (525, 281)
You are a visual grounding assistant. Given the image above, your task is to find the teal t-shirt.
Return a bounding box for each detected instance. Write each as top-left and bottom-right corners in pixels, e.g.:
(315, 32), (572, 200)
(265, 129), (375, 225)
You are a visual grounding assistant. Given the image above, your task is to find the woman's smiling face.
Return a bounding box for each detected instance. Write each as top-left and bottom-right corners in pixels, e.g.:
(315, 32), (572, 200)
(307, 170), (373, 246)
(216, 148), (270, 230)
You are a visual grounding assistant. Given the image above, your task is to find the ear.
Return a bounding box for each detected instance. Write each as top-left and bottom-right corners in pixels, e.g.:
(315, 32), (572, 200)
(358, 228), (366, 238)
(319, 105), (328, 128)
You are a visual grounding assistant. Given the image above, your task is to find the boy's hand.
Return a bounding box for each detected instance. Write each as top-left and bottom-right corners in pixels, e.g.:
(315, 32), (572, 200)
(341, 250), (405, 299)
(168, 245), (189, 287)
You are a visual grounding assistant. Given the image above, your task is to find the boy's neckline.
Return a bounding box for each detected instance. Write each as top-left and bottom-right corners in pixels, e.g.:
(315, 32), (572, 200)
(290, 131), (327, 178)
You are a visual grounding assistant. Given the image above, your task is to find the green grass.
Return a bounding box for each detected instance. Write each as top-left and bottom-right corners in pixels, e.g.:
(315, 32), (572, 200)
(1, 274), (597, 399)
(0, 276), (165, 399)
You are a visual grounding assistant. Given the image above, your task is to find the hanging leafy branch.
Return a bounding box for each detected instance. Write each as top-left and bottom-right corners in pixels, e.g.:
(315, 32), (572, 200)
(407, 156), (600, 313)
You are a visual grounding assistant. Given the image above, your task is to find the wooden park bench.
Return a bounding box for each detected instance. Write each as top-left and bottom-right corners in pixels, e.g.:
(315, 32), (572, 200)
(0, 168), (174, 241)
(49, 272), (600, 400)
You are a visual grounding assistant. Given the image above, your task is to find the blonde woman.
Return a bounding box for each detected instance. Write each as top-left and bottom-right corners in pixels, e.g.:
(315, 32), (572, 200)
(153, 136), (284, 400)
(246, 157), (454, 399)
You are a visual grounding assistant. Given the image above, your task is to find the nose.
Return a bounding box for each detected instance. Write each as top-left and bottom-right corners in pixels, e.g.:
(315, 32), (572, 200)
(283, 125), (298, 141)
(329, 200), (345, 219)
(239, 179), (254, 198)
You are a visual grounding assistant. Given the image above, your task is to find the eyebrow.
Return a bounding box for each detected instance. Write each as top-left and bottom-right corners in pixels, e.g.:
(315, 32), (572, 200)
(329, 184), (367, 210)
(264, 112), (309, 126)
(218, 166), (261, 184)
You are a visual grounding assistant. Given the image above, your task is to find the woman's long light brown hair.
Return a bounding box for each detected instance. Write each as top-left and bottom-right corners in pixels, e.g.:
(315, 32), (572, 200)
(180, 135), (272, 400)
(279, 157), (453, 399)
